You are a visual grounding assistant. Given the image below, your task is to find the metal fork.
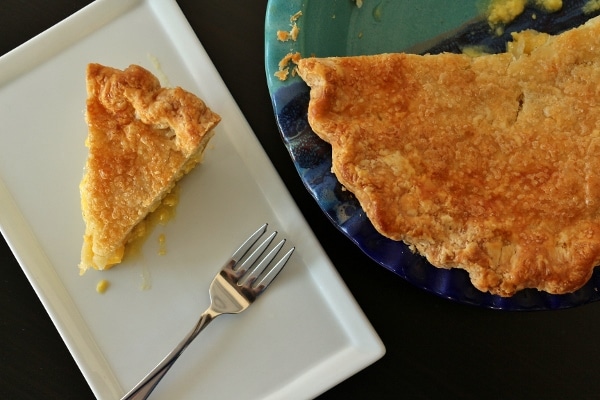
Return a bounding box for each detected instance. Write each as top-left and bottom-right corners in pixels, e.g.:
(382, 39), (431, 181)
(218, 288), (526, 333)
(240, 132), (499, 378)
(121, 223), (294, 400)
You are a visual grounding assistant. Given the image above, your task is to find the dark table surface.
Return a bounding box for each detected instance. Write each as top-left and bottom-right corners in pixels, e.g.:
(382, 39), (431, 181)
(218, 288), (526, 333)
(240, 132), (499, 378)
(2, 1), (600, 399)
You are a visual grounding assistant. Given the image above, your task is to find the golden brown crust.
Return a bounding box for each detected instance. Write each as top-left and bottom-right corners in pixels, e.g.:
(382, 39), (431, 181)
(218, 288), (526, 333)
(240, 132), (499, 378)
(80, 63), (220, 274)
(297, 16), (600, 296)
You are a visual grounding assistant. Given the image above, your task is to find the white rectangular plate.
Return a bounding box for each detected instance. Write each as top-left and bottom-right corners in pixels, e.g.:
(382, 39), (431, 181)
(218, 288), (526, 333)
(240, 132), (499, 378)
(0, 0), (384, 398)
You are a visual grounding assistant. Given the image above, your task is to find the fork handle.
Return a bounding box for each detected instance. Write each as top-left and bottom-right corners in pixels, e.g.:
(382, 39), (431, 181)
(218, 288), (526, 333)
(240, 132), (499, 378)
(121, 310), (218, 400)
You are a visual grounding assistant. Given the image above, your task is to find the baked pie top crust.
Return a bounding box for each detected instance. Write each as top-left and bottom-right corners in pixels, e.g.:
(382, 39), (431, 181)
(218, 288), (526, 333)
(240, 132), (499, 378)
(79, 63), (220, 274)
(297, 16), (600, 296)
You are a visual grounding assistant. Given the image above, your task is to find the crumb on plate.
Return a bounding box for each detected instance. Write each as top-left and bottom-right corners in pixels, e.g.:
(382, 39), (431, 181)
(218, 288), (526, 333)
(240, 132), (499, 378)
(277, 11), (302, 42)
(96, 279), (110, 294)
(275, 51), (302, 81)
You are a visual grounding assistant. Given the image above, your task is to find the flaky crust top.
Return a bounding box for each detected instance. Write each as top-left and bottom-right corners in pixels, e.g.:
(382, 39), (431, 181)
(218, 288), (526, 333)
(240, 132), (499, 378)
(80, 63), (220, 272)
(297, 16), (600, 296)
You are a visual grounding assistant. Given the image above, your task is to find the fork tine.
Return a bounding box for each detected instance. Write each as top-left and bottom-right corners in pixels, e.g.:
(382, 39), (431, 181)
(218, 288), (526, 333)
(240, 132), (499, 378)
(239, 238), (286, 285)
(231, 223), (268, 265)
(236, 231), (277, 273)
(252, 246), (295, 290)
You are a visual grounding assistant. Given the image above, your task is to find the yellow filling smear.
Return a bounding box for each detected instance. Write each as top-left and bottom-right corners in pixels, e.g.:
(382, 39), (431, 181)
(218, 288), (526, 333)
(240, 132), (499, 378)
(584, 0), (600, 14)
(124, 185), (179, 259)
(486, 0), (563, 34)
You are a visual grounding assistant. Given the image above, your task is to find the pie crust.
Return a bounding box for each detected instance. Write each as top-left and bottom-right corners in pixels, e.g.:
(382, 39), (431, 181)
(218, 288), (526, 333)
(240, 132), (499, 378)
(298, 16), (600, 296)
(79, 63), (220, 274)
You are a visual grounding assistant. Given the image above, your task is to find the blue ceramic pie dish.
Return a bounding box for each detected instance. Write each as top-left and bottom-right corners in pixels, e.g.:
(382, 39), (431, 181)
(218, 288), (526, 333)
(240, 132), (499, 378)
(265, 0), (600, 310)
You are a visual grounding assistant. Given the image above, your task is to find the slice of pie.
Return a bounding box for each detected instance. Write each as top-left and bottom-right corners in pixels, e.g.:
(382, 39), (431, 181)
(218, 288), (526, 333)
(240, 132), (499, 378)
(79, 63), (221, 274)
(297, 16), (600, 296)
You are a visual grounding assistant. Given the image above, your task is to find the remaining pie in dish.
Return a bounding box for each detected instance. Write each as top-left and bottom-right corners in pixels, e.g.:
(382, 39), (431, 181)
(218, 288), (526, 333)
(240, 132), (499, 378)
(79, 63), (221, 274)
(297, 16), (600, 296)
